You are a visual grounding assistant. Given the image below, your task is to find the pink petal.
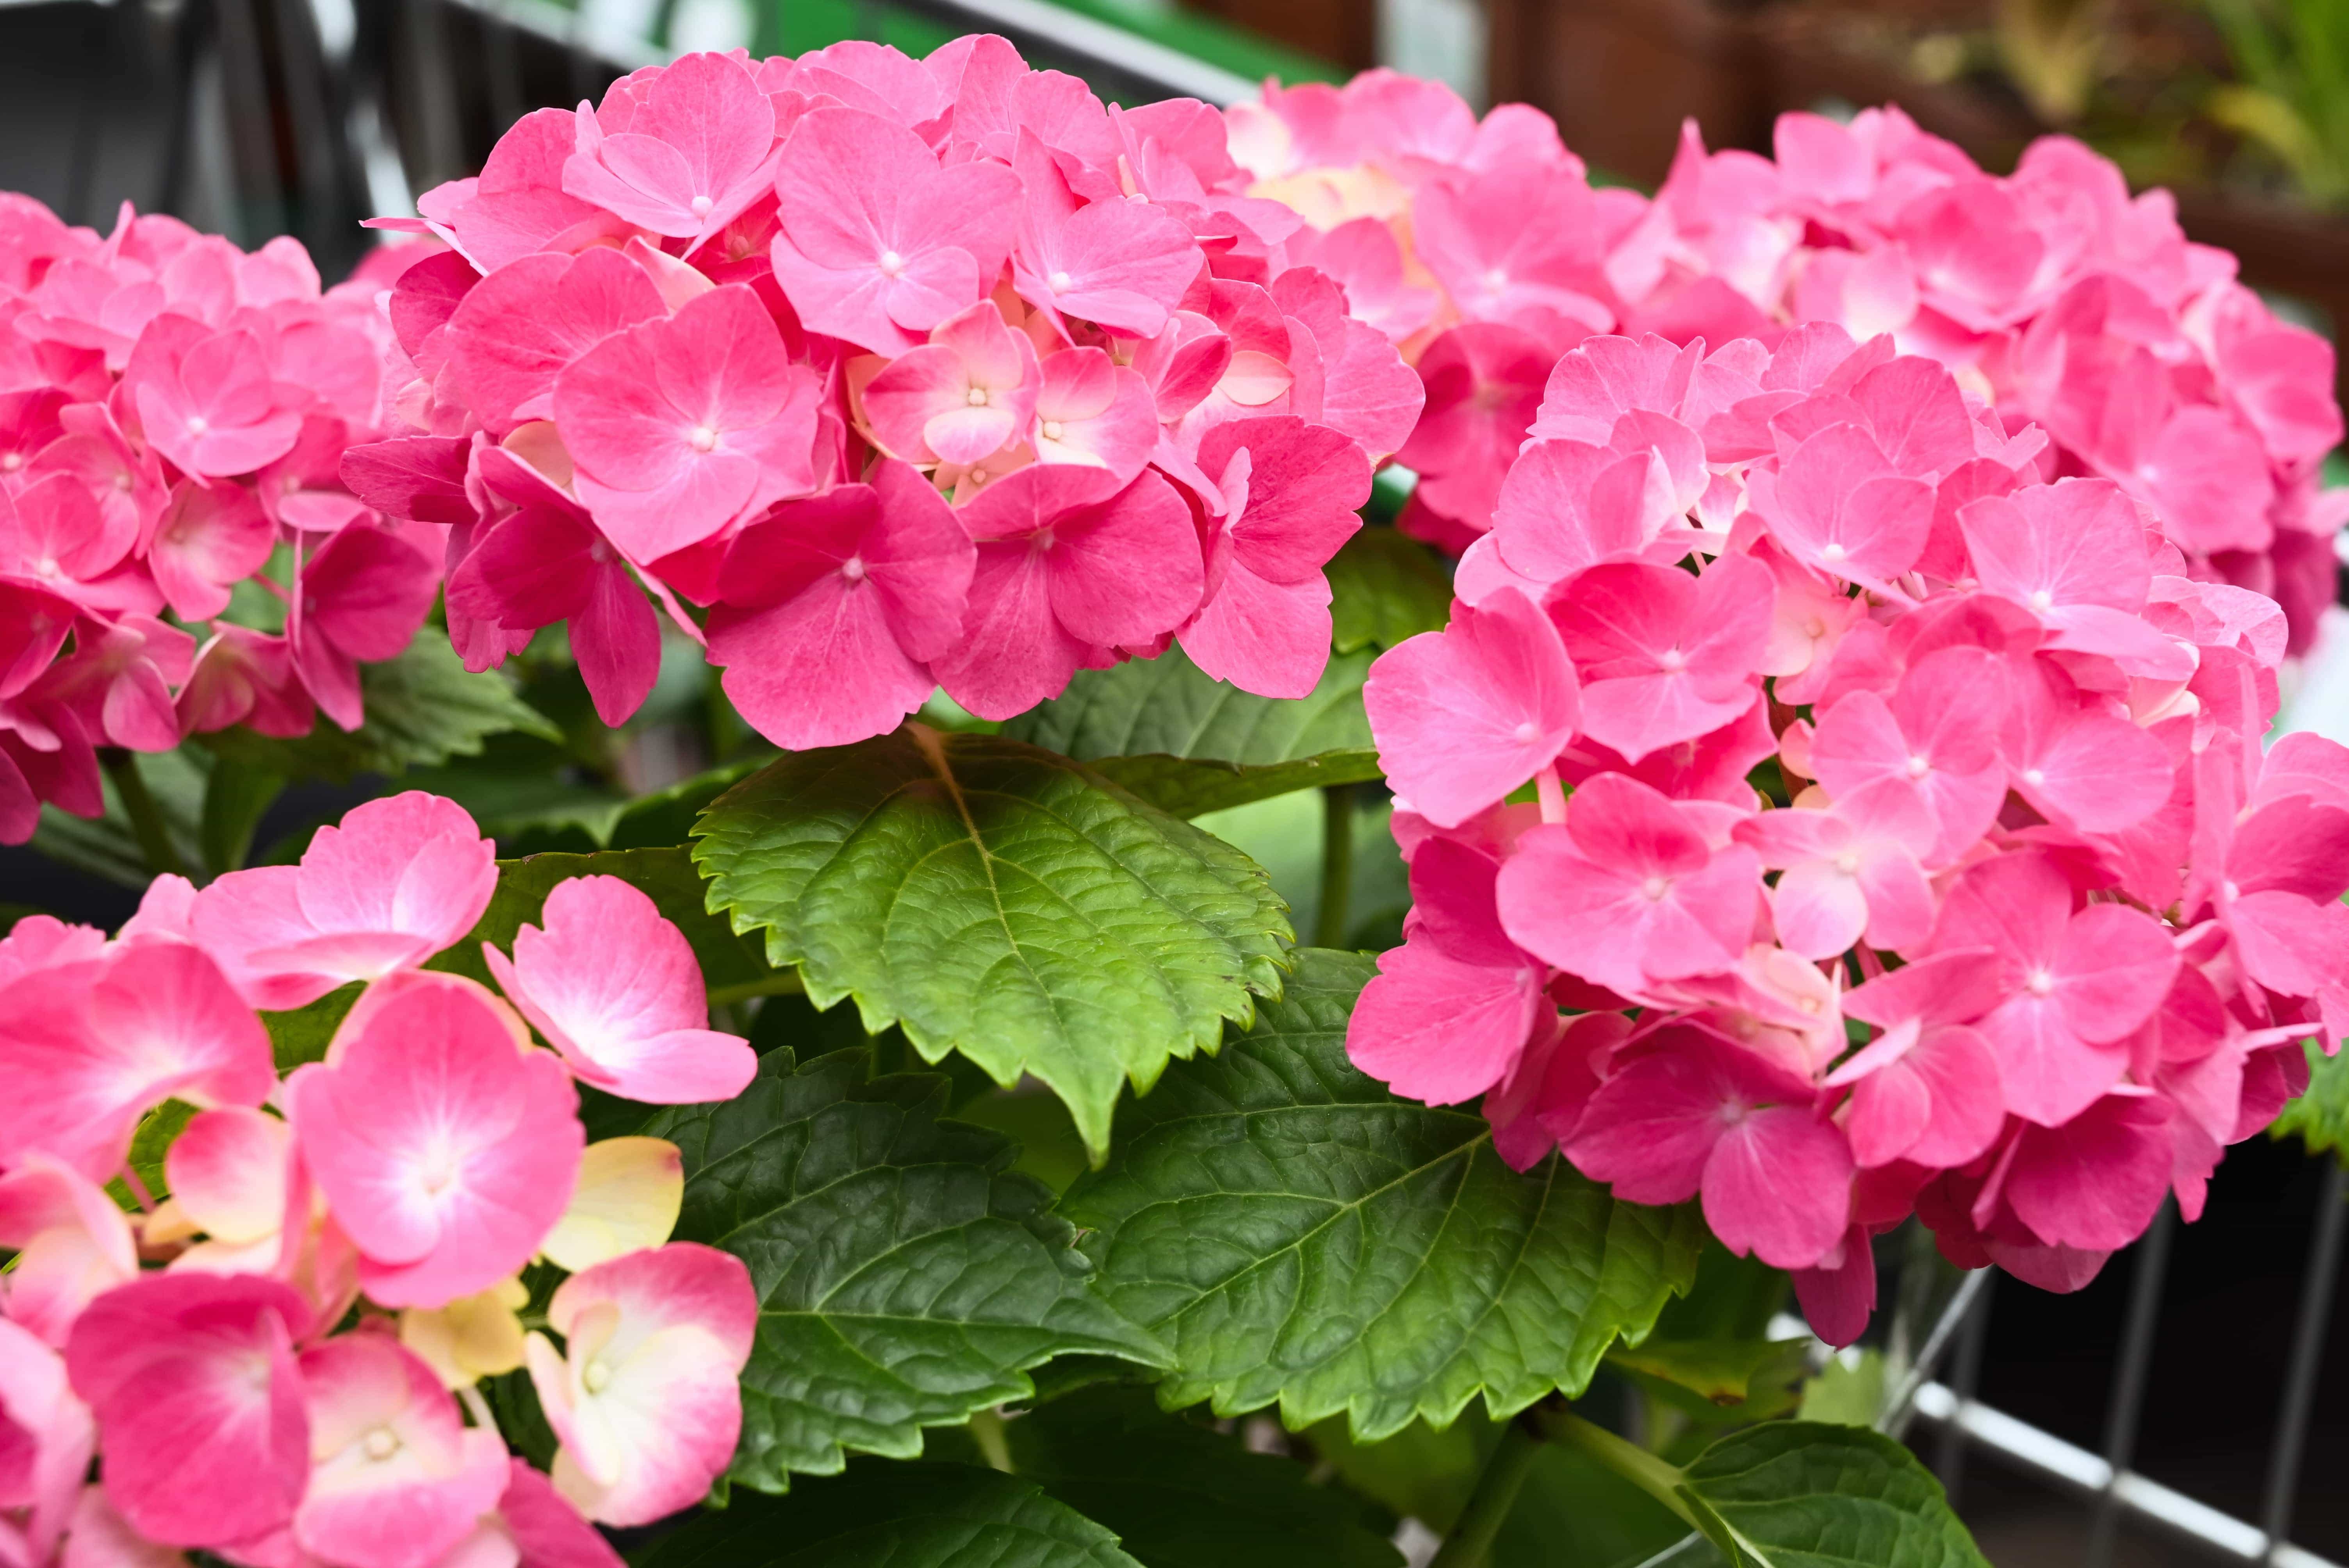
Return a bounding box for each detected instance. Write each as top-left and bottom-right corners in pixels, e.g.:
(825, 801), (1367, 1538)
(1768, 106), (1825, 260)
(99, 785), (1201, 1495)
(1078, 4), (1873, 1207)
(1363, 587), (1581, 830)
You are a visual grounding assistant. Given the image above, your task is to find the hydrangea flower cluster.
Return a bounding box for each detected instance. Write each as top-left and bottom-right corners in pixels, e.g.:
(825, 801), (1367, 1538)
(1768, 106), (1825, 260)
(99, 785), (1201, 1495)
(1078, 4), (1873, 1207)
(357, 40), (1423, 746)
(0, 792), (760, 1567)
(1353, 324), (2349, 1342)
(1231, 78), (2346, 649)
(0, 198), (429, 845)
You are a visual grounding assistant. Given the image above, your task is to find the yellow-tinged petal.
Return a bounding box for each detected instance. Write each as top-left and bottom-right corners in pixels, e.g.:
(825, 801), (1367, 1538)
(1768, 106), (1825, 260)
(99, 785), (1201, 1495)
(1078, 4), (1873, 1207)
(539, 1137), (684, 1273)
(401, 1279), (531, 1387)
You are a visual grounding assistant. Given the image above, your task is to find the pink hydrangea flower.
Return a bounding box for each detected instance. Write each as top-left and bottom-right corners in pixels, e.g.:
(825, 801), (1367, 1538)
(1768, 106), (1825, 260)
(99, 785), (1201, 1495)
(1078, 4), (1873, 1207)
(291, 1332), (511, 1568)
(191, 793), (497, 1010)
(285, 973), (583, 1309)
(523, 1244), (754, 1527)
(481, 876), (756, 1105)
(64, 1274), (312, 1549)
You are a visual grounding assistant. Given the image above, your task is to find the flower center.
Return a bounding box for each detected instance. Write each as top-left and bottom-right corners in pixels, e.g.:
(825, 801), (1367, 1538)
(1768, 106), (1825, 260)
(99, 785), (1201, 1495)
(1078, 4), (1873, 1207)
(1640, 875), (1670, 902)
(1041, 420), (1064, 440)
(1906, 754), (1930, 778)
(417, 1151), (458, 1195)
(1833, 851), (1861, 875)
(690, 194), (713, 217)
(1480, 267), (1508, 294)
(0, 453), (20, 471)
(966, 387), (989, 407)
(879, 250), (904, 277)
(363, 1427), (400, 1462)
(688, 425), (719, 453)
(841, 556), (866, 583)
(113, 472), (132, 491)
(583, 1359), (612, 1395)
(1048, 270), (1072, 292)
(2029, 588), (2053, 612)
(2025, 969), (2055, 996)
(588, 538), (613, 564)
(1656, 648), (1687, 673)
(968, 467), (988, 485)
(1821, 541), (1847, 563)
(35, 556), (56, 576)
(2022, 767), (2046, 787)
(1512, 720), (1540, 745)
(186, 415), (209, 435)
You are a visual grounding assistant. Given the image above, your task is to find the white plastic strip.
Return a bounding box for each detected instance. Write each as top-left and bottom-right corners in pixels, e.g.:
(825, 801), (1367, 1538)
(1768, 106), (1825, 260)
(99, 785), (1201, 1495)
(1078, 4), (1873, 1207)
(1912, 1382), (2344, 1566)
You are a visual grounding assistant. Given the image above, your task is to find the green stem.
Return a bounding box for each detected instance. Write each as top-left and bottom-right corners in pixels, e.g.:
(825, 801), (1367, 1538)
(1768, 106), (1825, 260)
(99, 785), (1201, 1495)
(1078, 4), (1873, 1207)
(1426, 1417), (1544, 1568)
(967, 1408), (1013, 1473)
(706, 970), (806, 1009)
(1536, 1409), (1701, 1531)
(1314, 784), (1355, 950)
(100, 748), (185, 880)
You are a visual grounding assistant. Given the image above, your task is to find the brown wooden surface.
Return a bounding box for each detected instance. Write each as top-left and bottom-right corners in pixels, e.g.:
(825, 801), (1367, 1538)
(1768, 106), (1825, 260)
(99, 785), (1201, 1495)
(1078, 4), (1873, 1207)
(1179, 0), (1374, 71)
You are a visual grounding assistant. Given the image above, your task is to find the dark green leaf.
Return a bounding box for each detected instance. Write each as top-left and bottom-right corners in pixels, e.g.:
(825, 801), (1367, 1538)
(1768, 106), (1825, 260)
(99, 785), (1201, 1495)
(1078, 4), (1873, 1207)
(429, 846), (772, 996)
(1327, 528), (1450, 654)
(608, 756), (772, 850)
(643, 1049), (1166, 1490)
(630, 1463), (1142, 1568)
(1675, 1422), (1988, 1568)
(200, 631), (560, 784)
(33, 745), (206, 888)
(691, 727), (1293, 1158)
(1005, 1388), (1401, 1568)
(262, 982), (362, 1072)
(1059, 950), (1703, 1441)
(198, 755), (285, 876)
(1001, 647), (1379, 818)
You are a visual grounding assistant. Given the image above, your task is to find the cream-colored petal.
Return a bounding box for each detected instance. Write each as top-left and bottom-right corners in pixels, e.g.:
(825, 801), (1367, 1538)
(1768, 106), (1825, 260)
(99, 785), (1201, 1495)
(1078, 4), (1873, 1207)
(539, 1138), (683, 1273)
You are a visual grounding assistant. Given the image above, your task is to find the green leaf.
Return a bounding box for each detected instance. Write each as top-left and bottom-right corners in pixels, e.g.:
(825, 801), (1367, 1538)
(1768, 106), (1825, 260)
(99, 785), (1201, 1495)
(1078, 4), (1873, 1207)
(1674, 1422), (1989, 1568)
(1001, 646), (1379, 818)
(1327, 527), (1450, 654)
(642, 1049), (1166, 1490)
(691, 727), (1293, 1159)
(1797, 1350), (1886, 1429)
(629, 1461), (1143, 1568)
(262, 982), (362, 1072)
(33, 745), (207, 888)
(1058, 950), (1704, 1441)
(199, 755), (286, 876)
(607, 755), (772, 850)
(2271, 1037), (2346, 1155)
(1609, 1338), (1811, 1413)
(200, 631), (560, 784)
(428, 846), (773, 997)
(1004, 1388), (1402, 1568)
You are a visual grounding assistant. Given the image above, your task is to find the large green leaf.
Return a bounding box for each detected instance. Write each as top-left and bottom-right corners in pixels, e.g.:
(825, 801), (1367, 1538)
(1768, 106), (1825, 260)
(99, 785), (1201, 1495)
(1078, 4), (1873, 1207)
(1675, 1422), (1989, 1568)
(1001, 647), (1379, 818)
(1326, 527), (1451, 654)
(200, 631), (560, 784)
(630, 1462), (1142, 1568)
(428, 846), (772, 998)
(643, 1049), (1167, 1490)
(691, 727), (1293, 1158)
(1059, 950), (1703, 1441)
(1005, 1388), (1402, 1568)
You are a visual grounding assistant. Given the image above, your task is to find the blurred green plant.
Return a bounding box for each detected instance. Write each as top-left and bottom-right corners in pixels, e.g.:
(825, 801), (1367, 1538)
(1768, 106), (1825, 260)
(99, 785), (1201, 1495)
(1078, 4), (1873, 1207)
(2206, 0), (2349, 205)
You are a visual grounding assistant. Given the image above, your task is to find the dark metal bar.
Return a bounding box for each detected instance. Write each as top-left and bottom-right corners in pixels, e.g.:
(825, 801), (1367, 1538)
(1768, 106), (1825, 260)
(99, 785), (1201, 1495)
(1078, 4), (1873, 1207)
(2087, 1197), (2178, 1568)
(2263, 1158), (2349, 1564)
